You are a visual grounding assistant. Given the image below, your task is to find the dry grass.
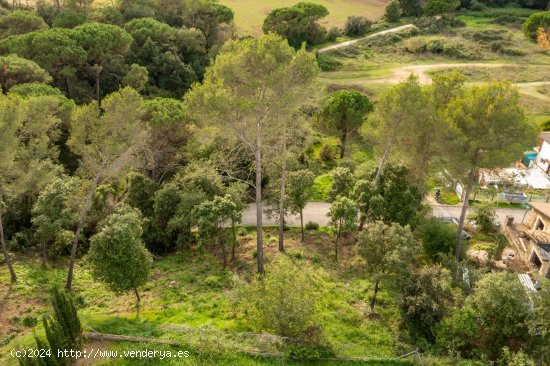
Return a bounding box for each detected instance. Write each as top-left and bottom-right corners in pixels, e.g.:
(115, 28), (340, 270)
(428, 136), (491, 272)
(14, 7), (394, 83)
(219, 0), (388, 36)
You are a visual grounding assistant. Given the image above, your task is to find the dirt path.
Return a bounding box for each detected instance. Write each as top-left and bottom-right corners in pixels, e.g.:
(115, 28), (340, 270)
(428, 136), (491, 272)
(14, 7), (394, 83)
(343, 63), (550, 100)
(317, 24), (416, 53)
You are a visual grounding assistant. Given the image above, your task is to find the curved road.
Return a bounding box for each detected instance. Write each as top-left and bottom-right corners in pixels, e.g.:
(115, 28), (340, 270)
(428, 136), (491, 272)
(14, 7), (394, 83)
(241, 201), (530, 227)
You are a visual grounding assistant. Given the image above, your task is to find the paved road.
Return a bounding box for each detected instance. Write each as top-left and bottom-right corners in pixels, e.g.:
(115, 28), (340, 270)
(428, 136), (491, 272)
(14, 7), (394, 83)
(317, 24), (416, 53)
(241, 202), (531, 227)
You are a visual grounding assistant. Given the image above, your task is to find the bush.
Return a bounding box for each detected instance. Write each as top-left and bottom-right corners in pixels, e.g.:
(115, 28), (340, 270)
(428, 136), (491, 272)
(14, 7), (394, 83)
(325, 26), (342, 42)
(344, 16), (372, 36)
(305, 221), (319, 230)
(285, 326), (334, 360)
(468, 203), (497, 233)
(315, 53), (342, 71)
(234, 256), (318, 338)
(426, 37), (445, 53)
(319, 142), (337, 162)
(423, 0), (460, 16)
(469, 0), (487, 10)
(523, 11), (550, 39)
(417, 217), (456, 261)
(384, 0), (402, 22)
(52, 10), (87, 28)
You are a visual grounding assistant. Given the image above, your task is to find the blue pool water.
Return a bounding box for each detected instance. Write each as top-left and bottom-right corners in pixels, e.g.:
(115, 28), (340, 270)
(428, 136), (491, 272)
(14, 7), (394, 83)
(523, 152), (537, 167)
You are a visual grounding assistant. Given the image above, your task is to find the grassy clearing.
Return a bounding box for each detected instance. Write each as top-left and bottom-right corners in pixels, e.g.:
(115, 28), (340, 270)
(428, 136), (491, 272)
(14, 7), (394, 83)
(0, 229), (415, 365)
(219, 0), (389, 36)
(428, 65), (550, 83)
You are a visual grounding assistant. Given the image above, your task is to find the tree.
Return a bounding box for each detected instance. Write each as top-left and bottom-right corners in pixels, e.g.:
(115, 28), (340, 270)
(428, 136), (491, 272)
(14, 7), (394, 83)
(523, 11), (550, 39)
(185, 34), (318, 273)
(142, 97), (189, 185)
(65, 87), (147, 290)
(225, 182), (248, 260)
(356, 221), (419, 311)
(0, 54), (52, 93)
(262, 2), (328, 48)
(122, 63), (148, 92)
(399, 265), (454, 342)
(365, 75), (428, 186)
(468, 203), (497, 233)
(417, 217), (456, 261)
(32, 176), (80, 265)
(328, 196), (357, 261)
(52, 10), (88, 28)
(317, 90), (373, 159)
(528, 279), (550, 364)
(328, 167), (355, 201)
(423, 0), (460, 16)
(384, 0), (401, 22)
(88, 205), (152, 303)
(0, 10), (47, 38)
(439, 272), (532, 359)
(71, 22), (132, 109)
(344, 16), (371, 37)
(0, 95), (20, 283)
(193, 195), (238, 267)
(537, 27), (550, 50)
(399, 0), (423, 16)
(446, 83), (536, 260)
(286, 169), (315, 242)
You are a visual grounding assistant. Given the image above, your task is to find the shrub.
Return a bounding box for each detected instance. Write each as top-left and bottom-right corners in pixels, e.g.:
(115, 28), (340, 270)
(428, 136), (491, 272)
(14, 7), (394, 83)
(315, 53), (342, 71)
(384, 0), (402, 22)
(404, 37), (428, 53)
(426, 37), (445, 53)
(325, 26), (342, 41)
(522, 11), (550, 39)
(52, 10), (87, 28)
(468, 203), (497, 233)
(204, 275), (223, 289)
(319, 142), (336, 161)
(344, 16), (372, 36)
(305, 221), (319, 230)
(235, 257), (318, 338)
(417, 218), (456, 261)
(469, 0), (487, 10)
(285, 326), (334, 360)
(423, 0), (460, 16)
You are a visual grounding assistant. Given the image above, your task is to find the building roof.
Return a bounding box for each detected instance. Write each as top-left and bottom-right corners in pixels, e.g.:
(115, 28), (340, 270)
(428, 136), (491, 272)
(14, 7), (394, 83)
(541, 132), (550, 144)
(529, 202), (550, 219)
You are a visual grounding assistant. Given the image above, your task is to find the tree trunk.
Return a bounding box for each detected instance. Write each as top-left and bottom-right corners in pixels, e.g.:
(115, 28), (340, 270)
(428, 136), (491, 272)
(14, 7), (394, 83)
(370, 278), (380, 311)
(42, 240), (47, 267)
(358, 213), (367, 232)
(66, 167), (102, 290)
(0, 207), (16, 283)
(255, 123), (264, 274)
(92, 64), (103, 111)
(334, 226), (341, 262)
(300, 209), (304, 243)
(231, 219), (237, 261)
(455, 170), (475, 261)
(339, 130), (347, 159)
(278, 130), (287, 252)
(374, 143), (392, 187)
(65, 77), (74, 100)
(134, 288), (141, 303)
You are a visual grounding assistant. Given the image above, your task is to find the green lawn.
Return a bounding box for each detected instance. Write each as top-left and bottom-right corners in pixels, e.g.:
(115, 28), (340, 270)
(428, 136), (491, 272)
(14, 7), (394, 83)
(219, 0), (389, 36)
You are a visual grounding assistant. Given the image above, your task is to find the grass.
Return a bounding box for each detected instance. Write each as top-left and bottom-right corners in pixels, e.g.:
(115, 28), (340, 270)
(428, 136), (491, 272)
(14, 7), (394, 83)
(0, 229), (417, 365)
(428, 65), (550, 83)
(218, 0), (388, 36)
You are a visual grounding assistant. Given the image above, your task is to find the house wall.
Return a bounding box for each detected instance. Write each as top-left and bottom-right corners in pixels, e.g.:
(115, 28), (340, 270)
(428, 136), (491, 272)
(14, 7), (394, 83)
(536, 140), (550, 173)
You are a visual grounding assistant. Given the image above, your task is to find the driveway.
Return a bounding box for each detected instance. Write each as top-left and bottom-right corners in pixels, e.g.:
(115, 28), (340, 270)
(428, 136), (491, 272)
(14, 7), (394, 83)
(240, 202), (531, 227)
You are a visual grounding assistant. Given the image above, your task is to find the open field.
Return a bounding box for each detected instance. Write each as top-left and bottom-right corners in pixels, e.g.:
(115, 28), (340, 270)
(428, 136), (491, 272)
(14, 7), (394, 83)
(220, 0), (389, 35)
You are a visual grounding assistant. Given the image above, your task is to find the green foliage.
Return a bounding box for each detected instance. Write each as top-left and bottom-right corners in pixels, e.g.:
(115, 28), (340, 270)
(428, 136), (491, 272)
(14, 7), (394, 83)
(286, 169), (315, 215)
(193, 195), (238, 266)
(234, 256), (318, 338)
(399, 0), (423, 16)
(500, 348), (536, 366)
(328, 196), (357, 260)
(125, 171), (157, 218)
(32, 176), (80, 259)
(384, 0), (402, 22)
(437, 272), (531, 360)
(325, 26), (342, 41)
(0, 54), (52, 93)
(315, 52), (342, 71)
(344, 16), (372, 37)
(0, 10), (47, 38)
(49, 286), (82, 351)
(528, 279), (550, 364)
(522, 11), (550, 39)
(424, 0), (460, 16)
(88, 205), (152, 301)
(399, 265), (454, 343)
(328, 167), (355, 201)
(417, 217), (456, 261)
(467, 203), (496, 233)
(262, 2), (329, 48)
(52, 10), (88, 29)
(317, 90), (373, 159)
(305, 221), (319, 230)
(122, 63), (149, 92)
